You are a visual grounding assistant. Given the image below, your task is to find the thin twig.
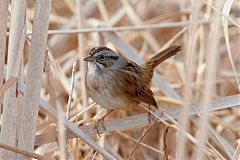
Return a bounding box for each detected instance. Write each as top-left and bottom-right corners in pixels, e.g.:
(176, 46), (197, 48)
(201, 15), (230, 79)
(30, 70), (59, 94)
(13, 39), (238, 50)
(233, 140), (240, 159)
(77, 0), (88, 119)
(0, 143), (47, 160)
(0, 76), (17, 97)
(128, 123), (155, 160)
(44, 51), (57, 108)
(70, 102), (96, 122)
(67, 62), (76, 119)
(91, 150), (98, 160)
(16, 1), (52, 159)
(26, 19), (214, 35)
(117, 131), (173, 159)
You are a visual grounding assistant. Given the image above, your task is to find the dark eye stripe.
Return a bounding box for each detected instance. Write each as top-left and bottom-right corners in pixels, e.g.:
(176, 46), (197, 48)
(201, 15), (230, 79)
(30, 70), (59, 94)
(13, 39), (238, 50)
(105, 56), (118, 60)
(97, 55), (118, 60)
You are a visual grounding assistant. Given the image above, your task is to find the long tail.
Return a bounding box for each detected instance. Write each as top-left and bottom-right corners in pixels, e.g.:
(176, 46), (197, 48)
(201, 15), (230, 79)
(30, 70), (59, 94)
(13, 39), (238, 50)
(145, 46), (181, 69)
(141, 46), (181, 84)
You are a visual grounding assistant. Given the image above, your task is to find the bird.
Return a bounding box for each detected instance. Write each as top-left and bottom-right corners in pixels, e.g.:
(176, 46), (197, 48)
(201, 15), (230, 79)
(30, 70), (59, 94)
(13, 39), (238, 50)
(84, 46), (181, 135)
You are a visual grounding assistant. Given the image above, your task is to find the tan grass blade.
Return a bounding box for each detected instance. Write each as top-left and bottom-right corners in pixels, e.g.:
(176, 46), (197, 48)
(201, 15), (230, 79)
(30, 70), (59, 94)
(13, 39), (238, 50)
(0, 142), (46, 160)
(222, 0), (240, 91)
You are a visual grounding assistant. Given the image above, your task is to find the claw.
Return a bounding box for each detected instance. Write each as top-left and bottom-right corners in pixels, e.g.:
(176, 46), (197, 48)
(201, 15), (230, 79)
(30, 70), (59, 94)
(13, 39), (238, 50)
(147, 105), (157, 125)
(93, 109), (114, 137)
(94, 119), (103, 137)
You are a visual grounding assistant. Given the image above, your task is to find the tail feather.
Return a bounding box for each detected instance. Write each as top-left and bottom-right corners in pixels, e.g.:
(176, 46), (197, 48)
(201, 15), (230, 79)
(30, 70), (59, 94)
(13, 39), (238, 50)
(141, 46), (181, 84)
(145, 46), (182, 69)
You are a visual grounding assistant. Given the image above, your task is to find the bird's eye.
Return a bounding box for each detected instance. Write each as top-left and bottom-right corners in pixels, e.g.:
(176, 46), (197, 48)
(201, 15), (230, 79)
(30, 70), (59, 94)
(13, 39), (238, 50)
(99, 55), (105, 60)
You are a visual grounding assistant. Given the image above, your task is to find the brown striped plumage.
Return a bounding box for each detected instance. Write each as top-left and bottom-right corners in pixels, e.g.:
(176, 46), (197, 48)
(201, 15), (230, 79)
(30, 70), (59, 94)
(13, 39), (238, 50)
(84, 46), (181, 111)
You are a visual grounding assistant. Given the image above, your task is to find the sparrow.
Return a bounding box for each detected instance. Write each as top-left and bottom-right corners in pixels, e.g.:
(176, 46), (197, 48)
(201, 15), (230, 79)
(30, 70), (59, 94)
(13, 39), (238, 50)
(84, 46), (181, 135)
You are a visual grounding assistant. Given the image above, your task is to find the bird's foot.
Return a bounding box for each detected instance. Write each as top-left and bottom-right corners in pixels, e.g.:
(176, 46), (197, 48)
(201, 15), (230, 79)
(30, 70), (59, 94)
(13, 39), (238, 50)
(147, 105), (158, 125)
(94, 117), (107, 137)
(93, 109), (114, 137)
(147, 111), (157, 124)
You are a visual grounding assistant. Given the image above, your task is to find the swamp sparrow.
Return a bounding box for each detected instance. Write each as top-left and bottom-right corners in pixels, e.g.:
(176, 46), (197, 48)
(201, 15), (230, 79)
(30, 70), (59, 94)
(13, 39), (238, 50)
(84, 46), (181, 134)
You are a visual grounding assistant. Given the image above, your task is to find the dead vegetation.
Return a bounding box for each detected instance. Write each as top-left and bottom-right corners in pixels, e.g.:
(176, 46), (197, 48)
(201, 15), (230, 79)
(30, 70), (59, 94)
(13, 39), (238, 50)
(0, 0), (240, 159)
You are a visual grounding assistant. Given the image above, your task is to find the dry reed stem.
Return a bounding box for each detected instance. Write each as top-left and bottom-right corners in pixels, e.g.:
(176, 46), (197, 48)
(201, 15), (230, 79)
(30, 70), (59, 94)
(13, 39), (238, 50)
(0, 0), (9, 107)
(0, 0), (26, 158)
(194, 1), (221, 158)
(43, 19), (213, 35)
(77, 0), (88, 119)
(16, 0), (51, 159)
(0, 142), (47, 160)
(176, 1), (202, 158)
(34, 94), (240, 145)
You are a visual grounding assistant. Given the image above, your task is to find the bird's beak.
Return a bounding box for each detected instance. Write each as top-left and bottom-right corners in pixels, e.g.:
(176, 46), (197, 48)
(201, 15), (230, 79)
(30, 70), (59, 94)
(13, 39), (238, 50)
(84, 55), (94, 62)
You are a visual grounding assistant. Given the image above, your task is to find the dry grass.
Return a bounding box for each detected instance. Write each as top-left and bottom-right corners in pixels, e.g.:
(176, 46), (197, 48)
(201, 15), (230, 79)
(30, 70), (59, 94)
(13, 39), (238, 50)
(0, 0), (240, 159)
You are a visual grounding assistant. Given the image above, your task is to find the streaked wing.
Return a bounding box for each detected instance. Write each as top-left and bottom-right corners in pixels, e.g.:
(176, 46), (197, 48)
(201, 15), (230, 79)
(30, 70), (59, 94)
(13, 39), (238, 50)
(114, 62), (158, 108)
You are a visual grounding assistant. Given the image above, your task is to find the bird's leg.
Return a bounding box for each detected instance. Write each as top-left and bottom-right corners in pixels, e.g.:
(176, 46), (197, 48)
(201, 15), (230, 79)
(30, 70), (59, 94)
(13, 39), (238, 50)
(94, 109), (114, 136)
(147, 105), (156, 124)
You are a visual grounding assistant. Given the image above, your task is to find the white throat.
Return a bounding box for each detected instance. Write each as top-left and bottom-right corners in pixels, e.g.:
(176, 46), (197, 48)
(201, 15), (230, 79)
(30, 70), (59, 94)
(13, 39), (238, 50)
(87, 63), (98, 75)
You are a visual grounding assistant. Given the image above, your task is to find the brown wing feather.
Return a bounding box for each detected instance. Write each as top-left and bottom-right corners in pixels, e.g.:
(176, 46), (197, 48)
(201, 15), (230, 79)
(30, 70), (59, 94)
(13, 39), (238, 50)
(115, 62), (158, 108)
